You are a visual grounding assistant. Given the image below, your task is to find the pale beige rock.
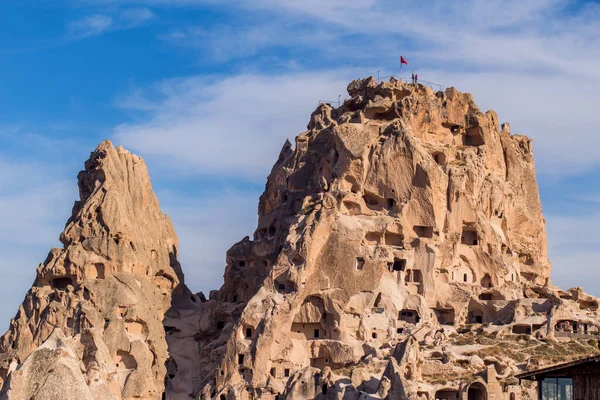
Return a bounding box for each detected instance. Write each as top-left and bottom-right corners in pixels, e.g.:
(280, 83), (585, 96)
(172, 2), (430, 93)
(0, 141), (194, 399)
(2, 78), (600, 400)
(193, 77), (600, 400)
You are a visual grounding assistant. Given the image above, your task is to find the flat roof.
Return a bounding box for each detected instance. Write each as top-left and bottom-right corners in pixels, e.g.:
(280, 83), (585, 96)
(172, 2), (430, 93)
(516, 354), (600, 380)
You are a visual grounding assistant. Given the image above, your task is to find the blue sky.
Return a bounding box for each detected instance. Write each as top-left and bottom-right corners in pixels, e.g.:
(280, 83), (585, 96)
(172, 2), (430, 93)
(1, 0), (599, 327)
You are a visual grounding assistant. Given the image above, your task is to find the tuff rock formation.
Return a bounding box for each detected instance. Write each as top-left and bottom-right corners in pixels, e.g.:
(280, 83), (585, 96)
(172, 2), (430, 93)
(2, 77), (600, 400)
(189, 77), (600, 400)
(0, 142), (195, 399)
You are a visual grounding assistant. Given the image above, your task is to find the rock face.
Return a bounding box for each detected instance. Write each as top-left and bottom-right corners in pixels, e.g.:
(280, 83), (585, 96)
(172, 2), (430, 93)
(0, 141), (192, 399)
(2, 77), (600, 400)
(192, 77), (600, 400)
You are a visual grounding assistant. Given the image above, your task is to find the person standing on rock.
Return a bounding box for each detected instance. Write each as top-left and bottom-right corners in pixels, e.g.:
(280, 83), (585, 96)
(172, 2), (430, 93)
(415, 73), (418, 84)
(411, 72), (415, 84)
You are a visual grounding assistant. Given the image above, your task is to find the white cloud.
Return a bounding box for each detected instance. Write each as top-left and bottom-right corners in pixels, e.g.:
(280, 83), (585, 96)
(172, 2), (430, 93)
(137, 0), (600, 176)
(120, 7), (155, 25)
(68, 14), (114, 38)
(67, 7), (154, 39)
(113, 72), (356, 179)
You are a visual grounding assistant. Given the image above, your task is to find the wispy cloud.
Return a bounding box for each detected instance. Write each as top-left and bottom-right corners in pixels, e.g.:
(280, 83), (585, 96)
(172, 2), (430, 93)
(119, 0), (600, 177)
(113, 71), (356, 179)
(67, 14), (114, 38)
(67, 7), (154, 39)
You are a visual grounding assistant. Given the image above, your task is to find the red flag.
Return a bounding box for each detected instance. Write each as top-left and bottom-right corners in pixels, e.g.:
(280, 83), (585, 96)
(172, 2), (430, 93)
(400, 56), (408, 65)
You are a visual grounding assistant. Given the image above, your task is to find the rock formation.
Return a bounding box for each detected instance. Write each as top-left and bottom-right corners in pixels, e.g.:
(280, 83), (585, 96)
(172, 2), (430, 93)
(1, 77), (600, 400)
(189, 77), (600, 400)
(0, 142), (194, 399)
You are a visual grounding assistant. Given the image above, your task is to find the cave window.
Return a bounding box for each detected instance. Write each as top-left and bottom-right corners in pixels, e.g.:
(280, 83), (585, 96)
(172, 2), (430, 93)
(433, 152), (446, 165)
(397, 328), (404, 334)
(52, 277), (73, 290)
(325, 358), (329, 364)
(220, 395), (226, 400)
(355, 257), (365, 270)
(284, 368), (290, 377)
(217, 321), (225, 329)
(245, 327), (252, 338)
(94, 263), (105, 279)
(313, 329), (320, 338)
(413, 270), (423, 283)
(481, 274), (492, 288)
(322, 384), (328, 395)
(414, 225), (434, 238)
(461, 229), (478, 246)
(238, 354), (245, 364)
(392, 258), (406, 272)
(463, 273), (468, 282)
(479, 293), (493, 301)
(475, 315), (483, 324)
(281, 192), (288, 203)
(232, 294), (238, 302)
(238, 260), (246, 268)
(387, 198), (396, 209)
(270, 368), (276, 377)
(463, 128), (485, 146)
(372, 332), (377, 339)
(268, 225), (277, 237)
(511, 274), (515, 282)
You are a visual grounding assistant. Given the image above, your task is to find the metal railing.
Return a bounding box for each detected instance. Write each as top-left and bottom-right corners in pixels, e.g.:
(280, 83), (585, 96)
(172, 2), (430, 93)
(376, 73), (445, 91)
(316, 74), (446, 109)
(317, 99), (343, 107)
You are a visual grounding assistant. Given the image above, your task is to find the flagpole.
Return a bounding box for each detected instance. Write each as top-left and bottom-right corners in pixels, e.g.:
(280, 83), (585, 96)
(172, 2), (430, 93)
(400, 58), (402, 81)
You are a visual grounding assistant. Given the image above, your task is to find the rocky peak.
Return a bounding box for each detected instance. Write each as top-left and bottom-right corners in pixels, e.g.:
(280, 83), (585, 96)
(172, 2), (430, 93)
(192, 77), (591, 400)
(0, 140), (189, 399)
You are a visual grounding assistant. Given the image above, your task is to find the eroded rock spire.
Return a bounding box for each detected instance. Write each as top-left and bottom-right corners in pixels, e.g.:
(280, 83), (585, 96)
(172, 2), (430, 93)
(0, 140), (189, 399)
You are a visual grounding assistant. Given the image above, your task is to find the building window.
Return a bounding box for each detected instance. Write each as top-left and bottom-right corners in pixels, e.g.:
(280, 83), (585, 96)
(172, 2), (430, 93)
(541, 377), (572, 400)
(313, 329), (320, 338)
